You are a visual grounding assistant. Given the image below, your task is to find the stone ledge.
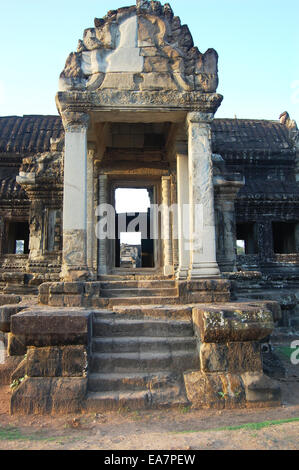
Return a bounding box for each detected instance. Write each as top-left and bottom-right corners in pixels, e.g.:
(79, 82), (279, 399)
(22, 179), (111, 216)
(193, 302), (275, 343)
(0, 304), (29, 333)
(10, 308), (92, 349)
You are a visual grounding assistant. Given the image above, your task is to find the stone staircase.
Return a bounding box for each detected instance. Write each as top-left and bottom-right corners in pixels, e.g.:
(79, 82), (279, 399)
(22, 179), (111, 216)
(86, 306), (199, 411)
(96, 278), (180, 306)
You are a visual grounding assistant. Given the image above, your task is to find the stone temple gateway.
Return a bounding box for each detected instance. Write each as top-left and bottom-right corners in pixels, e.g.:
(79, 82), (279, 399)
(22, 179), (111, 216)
(0, 0), (298, 413)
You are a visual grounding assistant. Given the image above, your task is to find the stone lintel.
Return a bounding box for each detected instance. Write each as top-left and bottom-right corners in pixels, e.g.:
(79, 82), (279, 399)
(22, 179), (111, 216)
(56, 91), (223, 117)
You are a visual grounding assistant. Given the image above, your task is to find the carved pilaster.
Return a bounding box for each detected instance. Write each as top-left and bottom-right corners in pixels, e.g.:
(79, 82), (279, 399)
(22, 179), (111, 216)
(98, 174), (109, 276)
(61, 112), (91, 281)
(186, 112), (220, 278)
(161, 176), (174, 276)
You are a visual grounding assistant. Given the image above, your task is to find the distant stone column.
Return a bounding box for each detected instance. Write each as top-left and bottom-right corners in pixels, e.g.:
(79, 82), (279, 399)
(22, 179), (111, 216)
(0, 216), (4, 255)
(176, 152), (190, 279)
(187, 112), (220, 278)
(214, 180), (243, 272)
(161, 176), (174, 276)
(98, 174), (109, 276)
(61, 111), (90, 281)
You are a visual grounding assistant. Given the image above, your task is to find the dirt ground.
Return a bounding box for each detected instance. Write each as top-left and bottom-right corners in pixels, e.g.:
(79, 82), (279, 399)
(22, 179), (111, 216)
(0, 350), (298, 451)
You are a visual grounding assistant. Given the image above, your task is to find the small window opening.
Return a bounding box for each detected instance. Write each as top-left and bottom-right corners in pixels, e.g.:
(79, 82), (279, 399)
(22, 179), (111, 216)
(5, 222), (29, 254)
(236, 223), (258, 255)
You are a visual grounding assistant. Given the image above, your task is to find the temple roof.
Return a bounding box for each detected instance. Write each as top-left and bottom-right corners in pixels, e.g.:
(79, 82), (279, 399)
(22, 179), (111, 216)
(0, 115), (63, 155)
(0, 114), (295, 157)
(0, 175), (27, 200)
(211, 118), (294, 157)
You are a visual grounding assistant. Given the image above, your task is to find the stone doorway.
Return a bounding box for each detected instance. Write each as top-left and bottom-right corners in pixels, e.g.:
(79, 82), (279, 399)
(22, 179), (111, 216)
(114, 186), (156, 271)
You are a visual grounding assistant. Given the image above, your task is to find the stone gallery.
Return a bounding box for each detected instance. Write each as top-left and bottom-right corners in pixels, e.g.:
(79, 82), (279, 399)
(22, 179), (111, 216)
(0, 0), (298, 414)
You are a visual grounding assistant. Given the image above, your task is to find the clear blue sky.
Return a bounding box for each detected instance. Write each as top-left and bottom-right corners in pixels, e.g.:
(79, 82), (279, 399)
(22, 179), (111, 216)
(0, 0), (298, 122)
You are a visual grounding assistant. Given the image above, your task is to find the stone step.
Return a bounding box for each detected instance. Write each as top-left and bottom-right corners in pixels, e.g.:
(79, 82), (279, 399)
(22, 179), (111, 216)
(88, 370), (181, 392)
(100, 280), (176, 289)
(93, 296), (182, 307)
(0, 294), (21, 306)
(92, 318), (194, 337)
(90, 350), (199, 373)
(86, 387), (189, 411)
(93, 305), (192, 321)
(92, 336), (197, 354)
(100, 287), (178, 298)
(99, 274), (173, 281)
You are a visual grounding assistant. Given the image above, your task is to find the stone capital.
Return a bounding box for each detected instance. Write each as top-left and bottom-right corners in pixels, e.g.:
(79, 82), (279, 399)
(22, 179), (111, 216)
(187, 112), (214, 126)
(61, 111), (90, 133)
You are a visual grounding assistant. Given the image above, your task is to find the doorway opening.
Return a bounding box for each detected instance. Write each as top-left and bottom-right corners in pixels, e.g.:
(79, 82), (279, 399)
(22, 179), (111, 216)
(114, 187), (155, 269)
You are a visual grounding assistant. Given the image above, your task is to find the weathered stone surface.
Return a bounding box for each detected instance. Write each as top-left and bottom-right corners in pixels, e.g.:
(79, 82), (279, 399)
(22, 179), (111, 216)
(10, 357), (27, 383)
(10, 377), (87, 414)
(0, 304), (28, 332)
(0, 295), (21, 306)
(26, 346), (87, 377)
(193, 303), (274, 343)
(11, 308), (92, 347)
(183, 371), (246, 409)
(200, 342), (263, 373)
(58, 3), (220, 111)
(7, 333), (26, 356)
(0, 355), (24, 385)
(241, 372), (281, 406)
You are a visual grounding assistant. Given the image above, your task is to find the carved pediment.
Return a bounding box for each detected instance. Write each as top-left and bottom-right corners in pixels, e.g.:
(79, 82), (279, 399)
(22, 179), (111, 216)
(59, 1), (219, 95)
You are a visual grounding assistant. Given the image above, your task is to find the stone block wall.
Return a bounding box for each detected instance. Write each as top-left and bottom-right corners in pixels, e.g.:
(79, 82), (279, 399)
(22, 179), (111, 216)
(8, 308), (92, 414)
(184, 303), (281, 409)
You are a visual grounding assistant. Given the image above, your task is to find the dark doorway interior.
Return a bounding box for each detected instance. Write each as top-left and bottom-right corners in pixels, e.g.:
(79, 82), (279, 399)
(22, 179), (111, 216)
(273, 222), (297, 254)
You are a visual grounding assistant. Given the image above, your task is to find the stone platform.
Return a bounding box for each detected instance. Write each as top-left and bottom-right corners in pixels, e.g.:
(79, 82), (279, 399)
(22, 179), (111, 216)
(38, 278), (231, 308)
(2, 296), (281, 414)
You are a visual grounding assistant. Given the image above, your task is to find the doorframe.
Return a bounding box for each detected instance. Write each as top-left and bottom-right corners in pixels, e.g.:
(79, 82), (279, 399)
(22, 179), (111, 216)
(109, 177), (162, 274)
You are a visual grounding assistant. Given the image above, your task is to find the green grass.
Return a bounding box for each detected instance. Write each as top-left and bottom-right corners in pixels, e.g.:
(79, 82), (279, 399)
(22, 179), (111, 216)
(172, 417), (299, 434)
(0, 426), (69, 442)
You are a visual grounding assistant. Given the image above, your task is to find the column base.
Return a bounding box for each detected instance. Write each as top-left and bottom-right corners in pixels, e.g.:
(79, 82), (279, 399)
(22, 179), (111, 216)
(176, 267), (189, 280)
(164, 265), (174, 276)
(189, 262), (220, 279)
(60, 265), (92, 282)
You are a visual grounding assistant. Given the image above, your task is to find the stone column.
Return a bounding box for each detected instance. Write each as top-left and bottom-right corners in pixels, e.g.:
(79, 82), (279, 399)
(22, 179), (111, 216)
(171, 177), (179, 274)
(187, 112), (220, 278)
(258, 219), (274, 264)
(176, 152), (190, 279)
(98, 174), (109, 276)
(161, 176), (174, 276)
(61, 112), (90, 281)
(86, 146), (96, 277)
(28, 200), (44, 261)
(0, 216), (4, 255)
(214, 180), (243, 272)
